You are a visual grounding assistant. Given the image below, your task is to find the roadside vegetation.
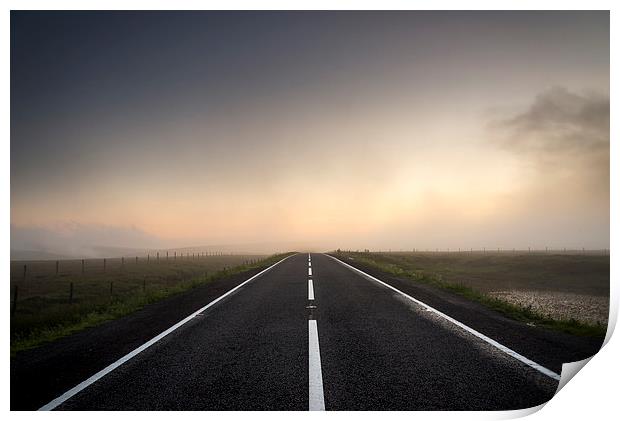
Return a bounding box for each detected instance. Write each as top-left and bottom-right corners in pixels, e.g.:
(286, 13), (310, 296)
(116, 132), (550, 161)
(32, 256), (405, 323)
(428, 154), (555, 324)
(332, 250), (608, 337)
(10, 253), (293, 355)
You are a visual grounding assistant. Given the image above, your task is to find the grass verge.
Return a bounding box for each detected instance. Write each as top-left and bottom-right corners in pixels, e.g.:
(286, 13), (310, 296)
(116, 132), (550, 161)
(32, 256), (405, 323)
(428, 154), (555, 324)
(333, 251), (606, 338)
(11, 253), (294, 356)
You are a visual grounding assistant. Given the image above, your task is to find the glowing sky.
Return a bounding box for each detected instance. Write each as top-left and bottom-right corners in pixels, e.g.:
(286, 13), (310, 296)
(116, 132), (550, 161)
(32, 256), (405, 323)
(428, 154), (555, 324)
(11, 11), (609, 254)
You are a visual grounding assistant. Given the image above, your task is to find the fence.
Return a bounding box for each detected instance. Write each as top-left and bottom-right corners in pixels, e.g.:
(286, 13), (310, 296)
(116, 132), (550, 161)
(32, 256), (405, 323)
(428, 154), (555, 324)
(9, 253), (267, 321)
(10, 251), (253, 282)
(337, 248), (609, 255)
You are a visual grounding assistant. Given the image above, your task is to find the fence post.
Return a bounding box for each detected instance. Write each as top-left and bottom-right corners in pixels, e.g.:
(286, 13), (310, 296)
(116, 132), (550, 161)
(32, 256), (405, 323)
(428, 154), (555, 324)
(69, 282), (74, 304)
(103, 258), (106, 272)
(167, 251), (169, 261)
(174, 251), (177, 260)
(81, 259), (85, 274)
(11, 285), (18, 317)
(136, 256), (138, 264)
(23, 264), (27, 282)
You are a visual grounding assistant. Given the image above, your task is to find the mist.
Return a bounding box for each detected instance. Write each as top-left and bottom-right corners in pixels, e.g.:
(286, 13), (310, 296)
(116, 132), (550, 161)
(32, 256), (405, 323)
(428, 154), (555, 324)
(11, 12), (609, 256)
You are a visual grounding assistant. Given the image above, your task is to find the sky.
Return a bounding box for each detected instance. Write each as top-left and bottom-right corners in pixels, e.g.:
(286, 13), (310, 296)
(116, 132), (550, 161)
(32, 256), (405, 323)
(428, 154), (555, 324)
(10, 11), (610, 256)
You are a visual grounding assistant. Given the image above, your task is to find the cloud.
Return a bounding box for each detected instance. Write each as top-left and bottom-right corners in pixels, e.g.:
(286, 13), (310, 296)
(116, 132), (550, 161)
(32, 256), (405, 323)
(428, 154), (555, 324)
(491, 86), (609, 198)
(471, 86), (609, 249)
(495, 86), (609, 156)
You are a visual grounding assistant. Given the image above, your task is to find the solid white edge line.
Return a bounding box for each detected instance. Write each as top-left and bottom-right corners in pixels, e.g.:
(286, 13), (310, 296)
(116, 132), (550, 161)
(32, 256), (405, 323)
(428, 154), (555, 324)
(308, 319), (326, 411)
(308, 279), (315, 301)
(38, 253), (296, 411)
(326, 254), (561, 382)
(308, 267), (312, 276)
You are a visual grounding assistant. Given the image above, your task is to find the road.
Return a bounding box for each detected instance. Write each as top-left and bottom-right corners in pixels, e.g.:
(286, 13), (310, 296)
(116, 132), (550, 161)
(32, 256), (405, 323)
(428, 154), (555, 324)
(12, 253), (603, 410)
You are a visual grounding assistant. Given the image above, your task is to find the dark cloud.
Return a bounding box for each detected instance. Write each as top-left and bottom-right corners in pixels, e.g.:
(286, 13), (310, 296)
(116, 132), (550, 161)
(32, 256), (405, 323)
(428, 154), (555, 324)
(496, 86), (609, 155)
(492, 86), (610, 206)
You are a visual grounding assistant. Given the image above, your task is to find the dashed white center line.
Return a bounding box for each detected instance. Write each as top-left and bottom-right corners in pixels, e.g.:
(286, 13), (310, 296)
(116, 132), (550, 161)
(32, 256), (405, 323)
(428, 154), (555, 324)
(309, 261), (312, 267)
(308, 267), (312, 276)
(308, 279), (315, 300)
(308, 320), (326, 411)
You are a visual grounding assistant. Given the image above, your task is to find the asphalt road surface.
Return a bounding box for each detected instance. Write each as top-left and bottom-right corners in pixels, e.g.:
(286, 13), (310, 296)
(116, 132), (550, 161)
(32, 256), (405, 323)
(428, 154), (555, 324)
(12, 253), (604, 410)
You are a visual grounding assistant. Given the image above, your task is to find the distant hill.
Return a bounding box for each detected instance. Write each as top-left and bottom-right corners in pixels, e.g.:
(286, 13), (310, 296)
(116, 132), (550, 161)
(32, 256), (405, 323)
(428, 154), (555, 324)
(10, 249), (74, 261)
(10, 242), (314, 261)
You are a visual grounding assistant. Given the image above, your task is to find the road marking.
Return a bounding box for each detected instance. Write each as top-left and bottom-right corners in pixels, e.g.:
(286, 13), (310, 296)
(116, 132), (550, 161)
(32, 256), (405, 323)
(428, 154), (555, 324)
(327, 254), (561, 381)
(38, 254), (296, 411)
(308, 279), (315, 300)
(309, 260), (312, 267)
(308, 267), (312, 276)
(308, 320), (326, 411)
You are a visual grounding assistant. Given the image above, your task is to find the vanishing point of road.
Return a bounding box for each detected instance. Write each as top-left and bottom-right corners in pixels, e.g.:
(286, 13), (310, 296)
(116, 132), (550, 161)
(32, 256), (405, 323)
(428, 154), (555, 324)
(12, 253), (603, 410)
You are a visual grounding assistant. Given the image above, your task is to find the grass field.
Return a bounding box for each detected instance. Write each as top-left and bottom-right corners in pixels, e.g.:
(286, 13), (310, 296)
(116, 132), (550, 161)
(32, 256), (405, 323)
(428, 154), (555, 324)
(334, 250), (609, 336)
(9, 253), (289, 354)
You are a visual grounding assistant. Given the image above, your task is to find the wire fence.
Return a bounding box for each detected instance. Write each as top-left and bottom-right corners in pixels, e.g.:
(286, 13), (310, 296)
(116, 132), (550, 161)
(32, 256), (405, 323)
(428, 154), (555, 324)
(336, 248), (610, 255)
(9, 253), (269, 330)
(10, 251), (252, 281)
